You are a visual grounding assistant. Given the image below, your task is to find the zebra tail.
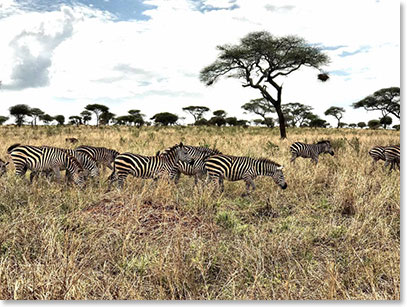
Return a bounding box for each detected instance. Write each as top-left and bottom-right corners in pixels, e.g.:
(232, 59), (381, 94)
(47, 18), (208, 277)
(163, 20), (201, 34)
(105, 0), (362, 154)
(7, 143), (21, 153)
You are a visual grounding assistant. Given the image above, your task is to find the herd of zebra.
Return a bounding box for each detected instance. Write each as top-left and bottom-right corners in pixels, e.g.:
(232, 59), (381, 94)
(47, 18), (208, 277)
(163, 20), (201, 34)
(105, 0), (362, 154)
(0, 140), (400, 195)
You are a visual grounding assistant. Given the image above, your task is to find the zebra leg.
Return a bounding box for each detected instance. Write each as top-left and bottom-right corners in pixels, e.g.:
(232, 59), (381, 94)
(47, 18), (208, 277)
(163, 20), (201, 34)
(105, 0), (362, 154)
(290, 154), (297, 163)
(312, 155), (319, 164)
(174, 170), (181, 185)
(219, 177), (224, 193)
(29, 171), (38, 183)
(242, 177), (256, 197)
(53, 168), (62, 183)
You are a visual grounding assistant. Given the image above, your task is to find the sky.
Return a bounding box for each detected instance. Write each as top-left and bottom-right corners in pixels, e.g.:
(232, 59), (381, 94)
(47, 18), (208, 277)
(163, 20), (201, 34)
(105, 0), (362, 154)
(0, 0), (401, 127)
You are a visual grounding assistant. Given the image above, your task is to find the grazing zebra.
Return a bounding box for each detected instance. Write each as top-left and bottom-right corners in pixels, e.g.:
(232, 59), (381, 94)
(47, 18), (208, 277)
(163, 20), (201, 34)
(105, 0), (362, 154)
(108, 142), (193, 189)
(159, 146), (222, 185)
(41, 146), (99, 179)
(204, 155), (287, 195)
(384, 145), (400, 171)
(0, 159), (9, 177)
(290, 140), (334, 164)
(75, 145), (119, 170)
(368, 146), (386, 164)
(7, 144), (85, 187)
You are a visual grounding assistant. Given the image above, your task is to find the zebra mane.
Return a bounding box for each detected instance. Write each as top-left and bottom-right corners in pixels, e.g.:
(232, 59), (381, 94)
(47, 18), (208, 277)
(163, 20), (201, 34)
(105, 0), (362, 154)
(7, 143), (21, 153)
(257, 157), (281, 166)
(188, 146), (222, 155)
(317, 140), (330, 145)
(160, 143), (183, 156)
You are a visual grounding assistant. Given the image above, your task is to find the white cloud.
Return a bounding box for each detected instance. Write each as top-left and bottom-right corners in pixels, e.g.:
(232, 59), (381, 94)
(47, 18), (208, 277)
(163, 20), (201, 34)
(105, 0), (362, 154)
(0, 0), (400, 127)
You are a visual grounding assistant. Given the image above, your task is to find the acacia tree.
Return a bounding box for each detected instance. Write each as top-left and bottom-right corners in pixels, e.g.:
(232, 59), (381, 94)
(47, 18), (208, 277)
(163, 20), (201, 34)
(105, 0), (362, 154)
(242, 98), (275, 127)
(54, 115), (65, 125)
(182, 106), (210, 123)
(30, 108), (44, 126)
(200, 31), (329, 138)
(85, 104), (109, 126)
(69, 115), (83, 126)
(151, 112), (178, 126)
(99, 112), (115, 125)
(9, 104), (32, 126)
(0, 116), (9, 125)
(39, 114), (54, 125)
(324, 106), (345, 128)
(128, 109), (145, 126)
(380, 116), (392, 129)
(80, 110), (92, 125)
(282, 102), (313, 127)
(353, 87), (400, 119)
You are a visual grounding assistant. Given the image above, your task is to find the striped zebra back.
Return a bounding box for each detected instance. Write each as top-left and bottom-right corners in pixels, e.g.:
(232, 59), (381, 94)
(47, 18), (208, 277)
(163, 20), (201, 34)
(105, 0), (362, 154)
(161, 145), (222, 177)
(290, 140), (334, 157)
(384, 145), (400, 162)
(369, 146), (386, 162)
(8, 144), (85, 186)
(111, 142), (192, 182)
(75, 145), (119, 166)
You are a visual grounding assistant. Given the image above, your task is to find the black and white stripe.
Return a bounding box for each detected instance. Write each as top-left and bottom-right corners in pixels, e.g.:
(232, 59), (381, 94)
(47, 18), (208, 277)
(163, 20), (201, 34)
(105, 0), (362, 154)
(159, 146), (222, 185)
(42, 146), (99, 179)
(368, 146), (386, 164)
(7, 144), (85, 187)
(205, 154), (287, 195)
(108, 142), (193, 189)
(290, 140), (334, 164)
(75, 145), (119, 170)
(384, 145), (400, 171)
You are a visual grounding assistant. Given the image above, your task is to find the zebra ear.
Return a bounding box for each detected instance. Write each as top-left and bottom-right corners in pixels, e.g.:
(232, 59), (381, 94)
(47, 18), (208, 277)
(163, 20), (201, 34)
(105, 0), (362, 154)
(179, 142), (183, 148)
(277, 165), (284, 170)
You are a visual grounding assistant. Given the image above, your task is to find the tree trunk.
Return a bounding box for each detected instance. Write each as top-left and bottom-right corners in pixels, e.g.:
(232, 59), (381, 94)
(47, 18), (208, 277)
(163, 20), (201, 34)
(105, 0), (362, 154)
(275, 107), (287, 138)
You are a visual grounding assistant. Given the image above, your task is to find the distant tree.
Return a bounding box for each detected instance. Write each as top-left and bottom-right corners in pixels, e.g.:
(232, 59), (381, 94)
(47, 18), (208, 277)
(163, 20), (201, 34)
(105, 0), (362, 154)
(307, 114), (329, 128)
(151, 112), (179, 126)
(54, 115), (65, 125)
(39, 114), (54, 125)
(69, 115), (83, 126)
(338, 122), (348, 128)
(80, 110), (92, 125)
(99, 112), (115, 125)
(114, 115), (134, 125)
(213, 110), (227, 118)
(128, 109), (145, 126)
(252, 119), (263, 126)
(194, 118), (209, 126)
(348, 123), (357, 129)
(242, 98), (275, 127)
(368, 119), (381, 130)
(324, 106), (345, 128)
(353, 87), (400, 119)
(393, 124), (400, 131)
(200, 31), (330, 138)
(9, 104), (32, 126)
(282, 102), (313, 127)
(379, 116), (392, 129)
(0, 116), (9, 125)
(225, 117), (238, 126)
(30, 108), (44, 126)
(357, 122), (366, 129)
(262, 118), (274, 128)
(236, 119), (248, 127)
(209, 117), (226, 127)
(182, 106), (210, 123)
(85, 104), (109, 126)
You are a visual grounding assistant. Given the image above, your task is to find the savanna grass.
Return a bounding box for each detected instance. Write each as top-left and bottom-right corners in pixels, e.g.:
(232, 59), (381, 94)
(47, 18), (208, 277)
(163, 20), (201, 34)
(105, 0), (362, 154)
(0, 125), (400, 299)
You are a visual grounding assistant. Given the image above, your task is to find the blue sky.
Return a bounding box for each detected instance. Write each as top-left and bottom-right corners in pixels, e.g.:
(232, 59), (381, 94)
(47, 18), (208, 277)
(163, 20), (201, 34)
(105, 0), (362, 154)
(0, 0), (401, 126)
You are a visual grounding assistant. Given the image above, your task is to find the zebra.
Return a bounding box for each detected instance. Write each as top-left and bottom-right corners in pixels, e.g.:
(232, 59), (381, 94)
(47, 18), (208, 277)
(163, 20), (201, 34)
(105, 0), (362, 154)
(0, 158), (9, 177)
(75, 145), (119, 171)
(7, 144), (85, 187)
(158, 145), (222, 185)
(41, 146), (100, 179)
(108, 142), (193, 189)
(384, 145), (400, 171)
(204, 154), (287, 196)
(368, 146), (386, 165)
(290, 140), (334, 164)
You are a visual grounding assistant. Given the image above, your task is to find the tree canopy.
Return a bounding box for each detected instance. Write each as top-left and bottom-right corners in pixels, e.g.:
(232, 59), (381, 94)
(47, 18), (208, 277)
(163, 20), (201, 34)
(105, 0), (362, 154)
(182, 106), (210, 122)
(9, 104), (32, 126)
(200, 31), (329, 138)
(324, 106), (345, 128)
(282, 102), (313, 127)
(151, 112), (178, 126)
(353, 87), (400, 119)
(85, 104), (109, 126)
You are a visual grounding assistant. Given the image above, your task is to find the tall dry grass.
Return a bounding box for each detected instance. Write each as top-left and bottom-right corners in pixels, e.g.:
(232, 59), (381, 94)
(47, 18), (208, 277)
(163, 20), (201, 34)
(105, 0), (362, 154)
(0, 125), (400, 300)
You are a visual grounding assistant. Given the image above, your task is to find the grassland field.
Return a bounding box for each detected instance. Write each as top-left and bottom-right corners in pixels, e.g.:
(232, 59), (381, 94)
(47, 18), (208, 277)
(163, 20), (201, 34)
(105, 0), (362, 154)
(0, 125), (400, 300)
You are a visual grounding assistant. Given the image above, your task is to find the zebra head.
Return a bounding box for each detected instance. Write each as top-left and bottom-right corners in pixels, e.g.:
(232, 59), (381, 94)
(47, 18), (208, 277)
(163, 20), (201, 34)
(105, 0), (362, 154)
(176, 142), (194, 165)
(0, 159), (9, 177)
(68, 156), (86, 188)
(318, 140), (334, 156)
(273, 165), (287, 190)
